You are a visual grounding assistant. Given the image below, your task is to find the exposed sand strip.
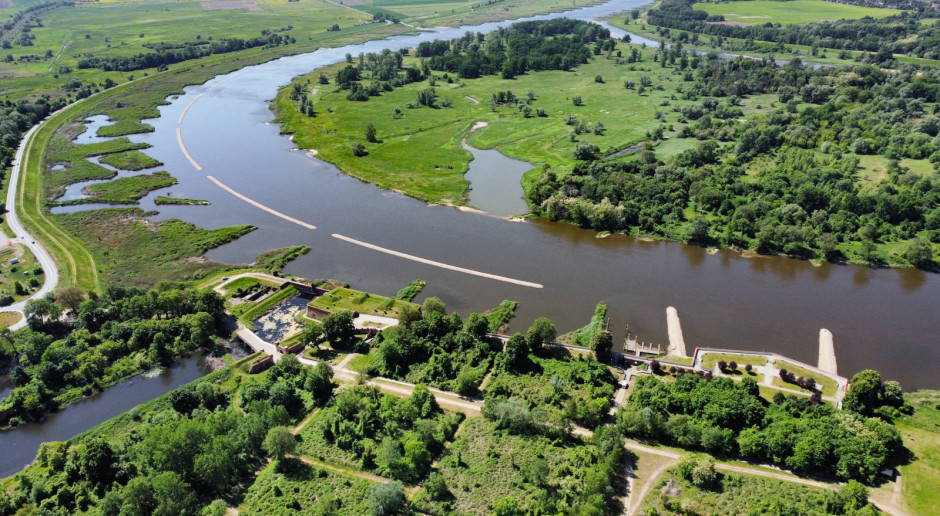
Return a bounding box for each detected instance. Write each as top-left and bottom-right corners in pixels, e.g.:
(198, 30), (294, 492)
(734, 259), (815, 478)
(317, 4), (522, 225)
(817, 328), (837, 375)
(176, 128), (203, 171)
(207, 175), (317, 230)
(331, 233), (543, 288)
(666, 306), (688, 357)
(178, 93), (204, 125)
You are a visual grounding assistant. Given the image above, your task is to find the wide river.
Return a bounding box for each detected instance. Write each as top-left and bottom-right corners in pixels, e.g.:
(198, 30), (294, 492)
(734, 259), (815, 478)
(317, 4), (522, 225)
(2, 0), (938, 480)
(100, 0), (936, 391)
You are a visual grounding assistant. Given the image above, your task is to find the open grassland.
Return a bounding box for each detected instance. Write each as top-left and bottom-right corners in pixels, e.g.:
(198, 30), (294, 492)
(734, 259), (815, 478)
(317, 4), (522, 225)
(700, 352), (768, 371)
(895, 390), (940, 515)
(276, 43), (730, 205)
(308, 287), (418, 318)
(694, 0), (901, 26)
(239, 459), (374, 515)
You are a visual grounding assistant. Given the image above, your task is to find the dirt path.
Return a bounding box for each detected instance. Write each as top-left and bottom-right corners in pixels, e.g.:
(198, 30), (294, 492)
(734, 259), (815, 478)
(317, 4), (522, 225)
(627, 461), (672, 516)
(291, 454), (391, 484)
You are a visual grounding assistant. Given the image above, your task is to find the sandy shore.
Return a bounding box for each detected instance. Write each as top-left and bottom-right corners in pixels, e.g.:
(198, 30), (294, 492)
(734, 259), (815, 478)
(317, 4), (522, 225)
(666, 306), (688, 357)
(817, 328), (837, 374)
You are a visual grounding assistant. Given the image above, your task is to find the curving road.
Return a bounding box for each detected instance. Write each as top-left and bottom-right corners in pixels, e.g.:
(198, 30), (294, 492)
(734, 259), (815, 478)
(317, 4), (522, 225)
(1, 123), (59, 330)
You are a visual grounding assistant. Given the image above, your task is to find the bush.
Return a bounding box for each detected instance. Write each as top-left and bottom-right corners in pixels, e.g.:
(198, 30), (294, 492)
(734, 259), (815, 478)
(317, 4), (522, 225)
(352, 143), (368, 157)
(369, 481), (405, 516)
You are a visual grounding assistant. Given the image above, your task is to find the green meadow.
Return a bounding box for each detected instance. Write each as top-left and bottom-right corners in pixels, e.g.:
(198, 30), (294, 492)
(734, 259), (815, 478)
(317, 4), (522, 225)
(695, 0), (901, 26)
(276, 42), (771, 205)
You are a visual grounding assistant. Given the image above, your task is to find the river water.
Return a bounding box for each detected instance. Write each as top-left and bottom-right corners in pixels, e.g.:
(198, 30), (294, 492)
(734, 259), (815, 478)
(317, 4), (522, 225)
(87, 0), (934, 391)
(2, 0), (937, 480)
(0, 355), (212, 478)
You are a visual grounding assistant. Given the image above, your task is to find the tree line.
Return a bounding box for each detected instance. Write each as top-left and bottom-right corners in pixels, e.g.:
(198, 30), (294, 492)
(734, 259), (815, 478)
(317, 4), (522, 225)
(77, 33), (295, 72)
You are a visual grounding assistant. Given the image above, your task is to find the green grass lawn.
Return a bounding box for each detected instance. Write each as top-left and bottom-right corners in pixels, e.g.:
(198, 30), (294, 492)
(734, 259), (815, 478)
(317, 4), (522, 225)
(308, 287), (418, 319)
(700, 352), (768, 371)
(694, 0), (901, 26)
(97, 150), (162, 171)
(559, 303), (606, 347)
(275, 43), (704, 205)
(484, 299), (517, 333)
(895, 390), (940, 515)
(773, 359), (838, 397)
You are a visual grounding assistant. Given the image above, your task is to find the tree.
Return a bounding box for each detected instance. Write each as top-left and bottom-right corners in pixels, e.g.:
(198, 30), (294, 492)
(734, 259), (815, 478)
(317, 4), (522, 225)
(525, 317), (556, 352)
(686, 217), (710, 245)
(56, 286), (85, 313)
(322, 310), (355, 345)
(416, 88), (436, 107)
(572, 95), (583, 106)
(843, 369), (887, 417)
(424, 472), (448, 500)
(369, 481), (405, 516)
(421, 297), (446, 317)
(903, 237), (934, 269)
(494, 497), (523, 516)
(504, 333), (529, 371)
(591, 330), (613, 363)
(365, 123), (378, 143)
(300, 321), (324, 346)
(574, 141), (599, 160)
(263, 426), (296, 460)
(465, 312), (488, 339)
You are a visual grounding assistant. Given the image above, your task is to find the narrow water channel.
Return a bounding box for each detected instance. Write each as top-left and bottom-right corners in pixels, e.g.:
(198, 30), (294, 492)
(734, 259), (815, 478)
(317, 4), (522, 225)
(0, 354), (213, 478)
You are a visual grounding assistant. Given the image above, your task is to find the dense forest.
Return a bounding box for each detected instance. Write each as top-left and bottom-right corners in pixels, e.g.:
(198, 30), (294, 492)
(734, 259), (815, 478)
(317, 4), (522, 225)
(648, 0), (940, 58)
(618, 369), (908, 482)
(0, 283), (229, 426)
(529, 56), (940, 266)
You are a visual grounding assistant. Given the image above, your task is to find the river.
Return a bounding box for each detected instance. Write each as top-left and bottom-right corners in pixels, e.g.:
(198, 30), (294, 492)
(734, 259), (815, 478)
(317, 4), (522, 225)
(90, 0), (935, 391)
(3, 0), (938, 479)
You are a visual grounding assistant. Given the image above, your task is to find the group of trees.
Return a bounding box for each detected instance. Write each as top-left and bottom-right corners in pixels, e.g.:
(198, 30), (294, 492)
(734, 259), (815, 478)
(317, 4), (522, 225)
(529, 57), (940, 266)
(618, 370), (906, 482)
(369, 298), (504, 396)
(77, 32), (295, 72)
(1, 283), (228, 426)
(306, 383), (462, 484)
(0, 363), (327, 516)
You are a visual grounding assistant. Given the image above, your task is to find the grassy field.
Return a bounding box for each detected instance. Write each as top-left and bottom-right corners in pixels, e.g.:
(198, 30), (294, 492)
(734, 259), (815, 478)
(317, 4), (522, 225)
(308, 287), (418, 319)
(239, 459), (375, 515)
(0, 243), (41, 303)
(274, 42), (719, 205)
(700, 352), (768, 371)
(894, 390), (940, 515)
(694, 0), (901, 26)
(153, 196), (209, 205)
(773, 359), (838, 397)
(395, 279), (425, 301)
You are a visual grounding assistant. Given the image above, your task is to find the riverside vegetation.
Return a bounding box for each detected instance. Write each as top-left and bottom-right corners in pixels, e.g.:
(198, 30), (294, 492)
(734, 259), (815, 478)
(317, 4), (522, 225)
(278, 15), (940, 269)
(1, 288), (932, 514)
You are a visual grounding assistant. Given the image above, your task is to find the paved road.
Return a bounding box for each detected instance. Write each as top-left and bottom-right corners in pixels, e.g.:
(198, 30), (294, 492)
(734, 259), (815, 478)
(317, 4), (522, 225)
(1, 123), (59, 330)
